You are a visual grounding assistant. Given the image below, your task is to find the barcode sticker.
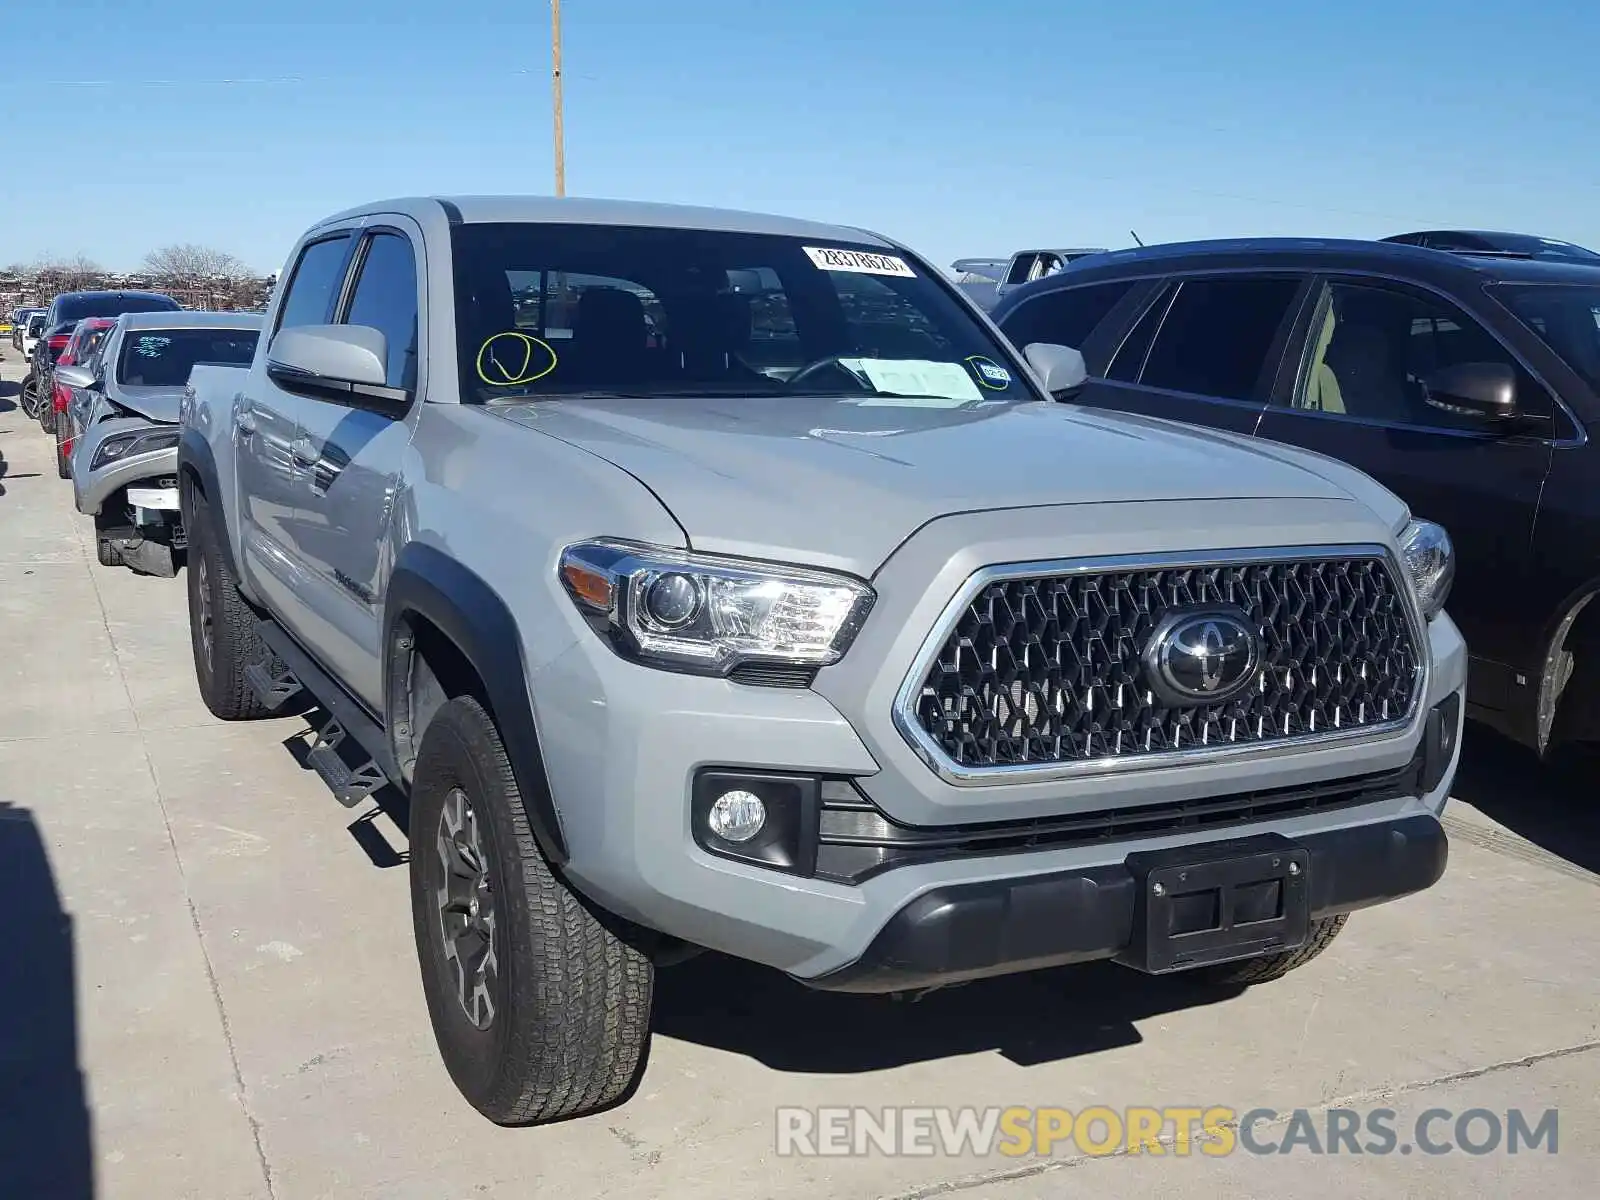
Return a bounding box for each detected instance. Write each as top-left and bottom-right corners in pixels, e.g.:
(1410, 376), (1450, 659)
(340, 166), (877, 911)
(802, 246), (917, 278)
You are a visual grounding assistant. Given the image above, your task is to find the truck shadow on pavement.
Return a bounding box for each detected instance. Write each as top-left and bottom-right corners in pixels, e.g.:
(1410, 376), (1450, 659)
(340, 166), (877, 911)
(0, 378), (18, 412)
(651, 952), (1244, 1071)
(0, 802), (94, 1200)
(1448, 727), (1600, 876)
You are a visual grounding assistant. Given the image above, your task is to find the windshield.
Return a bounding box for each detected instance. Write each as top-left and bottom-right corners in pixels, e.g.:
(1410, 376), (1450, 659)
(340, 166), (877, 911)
(117, 328), (260, 386)
(1489, 284), (1600, 393)
(56, 293), (180, 326)
(26, 314), (45, 335)
(450, 222), (1037, 406)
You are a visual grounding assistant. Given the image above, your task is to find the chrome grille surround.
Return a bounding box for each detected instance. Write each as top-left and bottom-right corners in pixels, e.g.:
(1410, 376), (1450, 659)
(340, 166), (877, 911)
(892, 545), (1429, 787)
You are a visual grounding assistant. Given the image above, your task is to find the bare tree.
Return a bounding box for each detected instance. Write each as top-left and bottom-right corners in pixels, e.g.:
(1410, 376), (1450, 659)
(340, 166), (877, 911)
(141, 243), (251, 284)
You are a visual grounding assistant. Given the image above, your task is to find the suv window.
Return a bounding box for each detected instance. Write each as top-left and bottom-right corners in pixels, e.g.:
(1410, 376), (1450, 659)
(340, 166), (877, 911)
(1135, 276), (1302, 400)
(1296, 281), (1550, 431)
(276, 235), (352, 333)
(999, 280), (1136, 353)
(341, 232), (419, 390)
(53, 293), (179, 327)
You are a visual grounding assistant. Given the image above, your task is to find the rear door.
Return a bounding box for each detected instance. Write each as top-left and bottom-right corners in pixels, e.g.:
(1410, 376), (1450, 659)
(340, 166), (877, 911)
(1254, 275), (1555, 711)
(236, 231), (356, 631)
(1083, 272), (1312, 436)
(286, 226), (422, 709)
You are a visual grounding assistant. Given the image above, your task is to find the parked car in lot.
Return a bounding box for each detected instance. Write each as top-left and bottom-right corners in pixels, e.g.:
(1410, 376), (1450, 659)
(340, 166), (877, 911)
(1380, 229), (1600, 263)
(29, 290), (181, 431)
(17, 312), (47, 412)
(48, 317), (118, 463)
(60, 311), (261, 573)
(992, 246), (1111, 306)
(11, 307), (45, 352)
(991, 236), (1600, 761)
(181, 197), (1464, 1126)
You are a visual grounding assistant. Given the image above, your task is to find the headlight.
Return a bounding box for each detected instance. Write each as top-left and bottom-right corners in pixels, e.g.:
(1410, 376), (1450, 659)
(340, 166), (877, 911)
(1399, 518), (1454, 620)
(90, 428), (179, 471)
(558, 540), (875, 677)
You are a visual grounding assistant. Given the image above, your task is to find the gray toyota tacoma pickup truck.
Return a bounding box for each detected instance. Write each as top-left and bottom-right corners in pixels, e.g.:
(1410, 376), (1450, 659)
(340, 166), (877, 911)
(179, 195), (1465, 1126)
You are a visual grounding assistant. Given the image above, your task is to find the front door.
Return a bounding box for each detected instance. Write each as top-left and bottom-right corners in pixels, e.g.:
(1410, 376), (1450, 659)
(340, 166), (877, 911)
(1083, 273), (1311, 437)
(286, 226), (422, 711)
(236, 231), (356, 631)
(1255, 276), (1554, 713)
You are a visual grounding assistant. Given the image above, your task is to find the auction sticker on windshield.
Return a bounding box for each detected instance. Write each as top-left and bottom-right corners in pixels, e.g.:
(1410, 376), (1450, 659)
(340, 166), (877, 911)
(803, 247), (917, 277)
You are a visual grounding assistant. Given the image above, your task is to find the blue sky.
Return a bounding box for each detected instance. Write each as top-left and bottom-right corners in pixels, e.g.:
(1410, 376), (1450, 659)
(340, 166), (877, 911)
(4, 0), (1596, 274)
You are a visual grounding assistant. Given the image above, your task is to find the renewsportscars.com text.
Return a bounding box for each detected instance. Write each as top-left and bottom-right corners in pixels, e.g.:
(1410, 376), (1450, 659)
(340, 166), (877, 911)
(774, 1105), (1559, 1158)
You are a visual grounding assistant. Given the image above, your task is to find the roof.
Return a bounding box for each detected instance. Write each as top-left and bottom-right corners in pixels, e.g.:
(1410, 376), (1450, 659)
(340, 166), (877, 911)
(117, 310), (264, 332)
(310, 195), (897, 248)
(54, 289), (177, 303)
(1020, 236), (1600, 288)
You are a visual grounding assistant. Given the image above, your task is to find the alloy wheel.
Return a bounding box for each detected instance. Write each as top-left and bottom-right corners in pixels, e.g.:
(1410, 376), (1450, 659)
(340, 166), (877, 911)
(435, 786), (498, 1030)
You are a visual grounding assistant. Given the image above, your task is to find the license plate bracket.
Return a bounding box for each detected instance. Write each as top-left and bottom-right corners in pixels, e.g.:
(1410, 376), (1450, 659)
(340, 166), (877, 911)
(1118, 836), (1310, 974)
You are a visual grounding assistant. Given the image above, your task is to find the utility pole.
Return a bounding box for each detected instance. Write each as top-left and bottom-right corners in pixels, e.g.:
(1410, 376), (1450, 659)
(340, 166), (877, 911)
(551, 0), (566, 197)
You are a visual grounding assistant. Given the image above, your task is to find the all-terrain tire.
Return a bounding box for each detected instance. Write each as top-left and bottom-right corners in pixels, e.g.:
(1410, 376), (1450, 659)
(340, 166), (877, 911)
(96, 536), (121, 567)
(54, 409), (71, 478)
(410, 696), (654, 1125)
(186, 489), (272, 720)
(1192, 914), (1349, 986)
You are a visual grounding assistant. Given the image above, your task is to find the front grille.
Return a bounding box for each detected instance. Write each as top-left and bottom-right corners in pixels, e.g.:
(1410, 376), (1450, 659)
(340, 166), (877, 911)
(906, 553), (1422, 772)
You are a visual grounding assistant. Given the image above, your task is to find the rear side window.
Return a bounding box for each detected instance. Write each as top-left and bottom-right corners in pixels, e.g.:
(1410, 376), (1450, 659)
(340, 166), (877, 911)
(999, 281), (1136, 353)
(275, 236), (352, 333)
(1135, 276), (1303, 401)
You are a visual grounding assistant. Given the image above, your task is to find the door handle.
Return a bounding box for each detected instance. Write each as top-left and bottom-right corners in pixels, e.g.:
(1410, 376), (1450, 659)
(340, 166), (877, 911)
(290, 437), (319, 467)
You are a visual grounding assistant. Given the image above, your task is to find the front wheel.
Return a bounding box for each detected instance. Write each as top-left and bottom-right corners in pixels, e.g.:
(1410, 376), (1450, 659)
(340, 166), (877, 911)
(185, 490), (272, 720)
(410, 696), (654, 1125)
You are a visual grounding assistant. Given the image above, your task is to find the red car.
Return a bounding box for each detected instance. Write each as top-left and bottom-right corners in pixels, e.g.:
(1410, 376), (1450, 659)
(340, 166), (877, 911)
(48, 318), (117, 478)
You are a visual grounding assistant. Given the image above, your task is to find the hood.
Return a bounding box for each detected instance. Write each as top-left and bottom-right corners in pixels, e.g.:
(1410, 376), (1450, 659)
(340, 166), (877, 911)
(493, 394), (1362, 577)
(108, 385), (186, 424)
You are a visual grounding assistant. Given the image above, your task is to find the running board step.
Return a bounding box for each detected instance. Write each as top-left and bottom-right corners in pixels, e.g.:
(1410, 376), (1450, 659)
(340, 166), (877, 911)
(244, 658), (303, 711)
(306, 717), (389, 808)
(251, 619), (401, 807)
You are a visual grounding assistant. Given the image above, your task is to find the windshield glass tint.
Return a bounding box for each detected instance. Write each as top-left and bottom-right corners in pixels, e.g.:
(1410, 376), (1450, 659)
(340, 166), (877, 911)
(117, 328), (260, 386)
(1491, 284), (1600, 392)
(450, 223), (1034, 406)
(58, 294), (180, 325)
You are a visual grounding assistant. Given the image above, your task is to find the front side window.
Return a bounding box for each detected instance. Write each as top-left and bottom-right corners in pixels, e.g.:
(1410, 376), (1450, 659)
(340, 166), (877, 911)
(999, 280), (1137, 354)
(341, 233), (419, 390)
(1134, 276), (1303, 401)
(451, 223), (1037, 406)
(1295, 281), (1548, 431)
(276, 235), (351, 333)
(1490, 283), (1600, 394)
(117, 328), (260, 387)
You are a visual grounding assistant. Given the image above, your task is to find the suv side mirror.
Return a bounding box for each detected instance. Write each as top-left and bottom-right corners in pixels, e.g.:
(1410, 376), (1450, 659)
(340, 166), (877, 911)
(267, 324), (410, 415)
(1423, 361), (1519, 421)
(1024, 342), (1089, 396)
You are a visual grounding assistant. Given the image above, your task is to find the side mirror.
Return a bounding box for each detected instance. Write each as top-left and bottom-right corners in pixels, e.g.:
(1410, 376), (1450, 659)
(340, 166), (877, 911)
(266, 324), (409, 414)
(53, 364), (98, 391)
(1024, 342), (1089, 396)
(1423, 362), (1519, 421)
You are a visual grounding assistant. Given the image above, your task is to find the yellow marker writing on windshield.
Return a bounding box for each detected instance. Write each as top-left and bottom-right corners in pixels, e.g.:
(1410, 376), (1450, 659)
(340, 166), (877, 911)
(477, 331), (558, 386)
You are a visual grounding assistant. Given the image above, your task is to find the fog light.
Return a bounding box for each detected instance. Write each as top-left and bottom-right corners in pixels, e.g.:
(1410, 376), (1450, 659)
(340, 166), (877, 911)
(707, 789), (766, 842)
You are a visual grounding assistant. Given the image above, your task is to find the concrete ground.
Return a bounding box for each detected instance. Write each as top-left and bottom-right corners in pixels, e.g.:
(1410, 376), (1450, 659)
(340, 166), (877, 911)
(0, 349), (1596, 1200)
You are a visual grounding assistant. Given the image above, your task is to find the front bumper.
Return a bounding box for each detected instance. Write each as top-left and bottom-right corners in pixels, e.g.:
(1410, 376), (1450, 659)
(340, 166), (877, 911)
(809, 812), (1446, 992)
(71, 417), (180, 518)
